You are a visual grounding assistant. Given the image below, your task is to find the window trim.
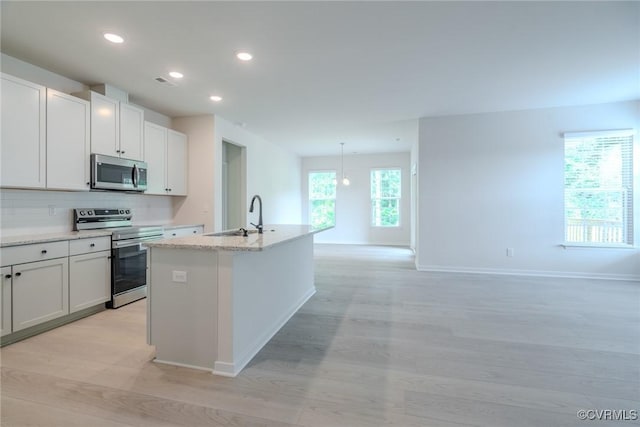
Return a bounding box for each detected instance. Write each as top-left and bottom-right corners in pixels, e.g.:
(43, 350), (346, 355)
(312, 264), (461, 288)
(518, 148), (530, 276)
(562, 129), (635, 248)
(370, 167), (402, 228)
(308, 169), (337, 228)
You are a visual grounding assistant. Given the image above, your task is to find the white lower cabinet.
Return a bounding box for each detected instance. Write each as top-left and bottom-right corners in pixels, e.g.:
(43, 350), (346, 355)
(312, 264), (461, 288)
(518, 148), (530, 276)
(163, 225), (204, 239)
(1, 236), (111, 340)
(69, 250), (111, 313)
(1, 267), (12, 337)
(12, 257), (69, 332)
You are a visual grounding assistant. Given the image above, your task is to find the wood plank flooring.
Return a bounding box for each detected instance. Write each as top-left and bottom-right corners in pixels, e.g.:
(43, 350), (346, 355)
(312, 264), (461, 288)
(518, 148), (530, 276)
(1, 244), (638, 426)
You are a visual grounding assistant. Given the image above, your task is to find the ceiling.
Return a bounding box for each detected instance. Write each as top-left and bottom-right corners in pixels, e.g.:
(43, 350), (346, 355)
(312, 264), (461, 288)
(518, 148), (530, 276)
(1, 1), (638, 157)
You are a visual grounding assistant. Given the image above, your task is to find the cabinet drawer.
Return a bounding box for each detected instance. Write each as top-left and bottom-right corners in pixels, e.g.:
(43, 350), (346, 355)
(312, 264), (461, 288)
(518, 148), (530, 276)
(1, 241), (68, 266)
(164, 226), (203, 239)
(69, 237), (111, 256)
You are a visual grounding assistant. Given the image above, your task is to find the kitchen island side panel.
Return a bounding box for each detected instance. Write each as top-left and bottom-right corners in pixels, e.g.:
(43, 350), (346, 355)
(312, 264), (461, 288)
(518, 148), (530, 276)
(149, 248), (218, 371)
(214, 234), (315, 376)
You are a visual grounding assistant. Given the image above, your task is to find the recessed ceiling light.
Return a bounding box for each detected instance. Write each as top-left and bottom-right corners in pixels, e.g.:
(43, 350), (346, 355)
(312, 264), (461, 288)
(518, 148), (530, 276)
(210, 95), (223, 102)
(236, 52), (253, 61)
(169, 71), (184, 79)
(103, 33), (124, 44)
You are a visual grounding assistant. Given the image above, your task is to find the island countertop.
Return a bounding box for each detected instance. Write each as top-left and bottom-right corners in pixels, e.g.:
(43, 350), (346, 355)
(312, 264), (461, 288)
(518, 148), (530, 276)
(145, 224), (331, 252)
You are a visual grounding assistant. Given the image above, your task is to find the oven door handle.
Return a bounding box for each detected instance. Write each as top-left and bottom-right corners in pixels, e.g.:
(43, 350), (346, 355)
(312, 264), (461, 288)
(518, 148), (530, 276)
(112, 236), (160, 249)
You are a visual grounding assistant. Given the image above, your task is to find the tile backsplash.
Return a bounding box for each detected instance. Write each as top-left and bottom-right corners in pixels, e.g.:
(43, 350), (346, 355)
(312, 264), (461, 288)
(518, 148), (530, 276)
(0, 189), (173, 237)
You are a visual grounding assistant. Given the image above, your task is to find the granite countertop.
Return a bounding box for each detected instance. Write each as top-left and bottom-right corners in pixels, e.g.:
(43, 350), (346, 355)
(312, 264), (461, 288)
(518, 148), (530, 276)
(146, 224), (331, 252)
(0, 230), (113, 248)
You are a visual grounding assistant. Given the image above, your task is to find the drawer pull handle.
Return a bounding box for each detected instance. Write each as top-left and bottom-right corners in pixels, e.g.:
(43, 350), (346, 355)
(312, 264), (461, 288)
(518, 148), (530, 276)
(15, 272), (21, 277)
(41, 250), (47, 254)
(90, 243), (96, 247)
(4, 274), (11, 279)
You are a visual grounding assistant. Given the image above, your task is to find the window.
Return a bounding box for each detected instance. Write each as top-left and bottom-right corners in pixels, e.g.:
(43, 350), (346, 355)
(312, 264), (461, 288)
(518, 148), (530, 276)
(371, 168), (401, 227)
(564, 130), (634, 245)
(309, 171), (336, 228)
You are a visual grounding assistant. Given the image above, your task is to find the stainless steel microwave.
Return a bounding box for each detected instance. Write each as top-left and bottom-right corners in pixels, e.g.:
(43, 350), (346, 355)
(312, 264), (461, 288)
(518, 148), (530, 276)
(91, 154), (148, 192)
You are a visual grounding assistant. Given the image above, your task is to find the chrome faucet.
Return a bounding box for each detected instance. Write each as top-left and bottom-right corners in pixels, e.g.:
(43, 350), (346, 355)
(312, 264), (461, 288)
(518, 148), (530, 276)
(249, 194), (263, 234)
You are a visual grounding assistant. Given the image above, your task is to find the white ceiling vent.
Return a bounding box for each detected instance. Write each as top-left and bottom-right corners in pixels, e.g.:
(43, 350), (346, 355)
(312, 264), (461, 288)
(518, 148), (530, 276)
(154, 77), (177, 87)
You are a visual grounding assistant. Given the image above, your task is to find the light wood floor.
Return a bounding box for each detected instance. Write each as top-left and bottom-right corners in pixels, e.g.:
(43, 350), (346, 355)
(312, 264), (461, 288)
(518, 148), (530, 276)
(1, 244), (638, 426)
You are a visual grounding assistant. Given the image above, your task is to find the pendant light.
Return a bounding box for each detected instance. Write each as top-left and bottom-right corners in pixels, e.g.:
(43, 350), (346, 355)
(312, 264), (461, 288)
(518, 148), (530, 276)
(340, 142), (350, 186)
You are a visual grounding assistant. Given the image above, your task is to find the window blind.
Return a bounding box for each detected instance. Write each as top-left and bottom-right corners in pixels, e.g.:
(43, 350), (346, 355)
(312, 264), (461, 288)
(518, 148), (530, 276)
(564, 130), (634, 245)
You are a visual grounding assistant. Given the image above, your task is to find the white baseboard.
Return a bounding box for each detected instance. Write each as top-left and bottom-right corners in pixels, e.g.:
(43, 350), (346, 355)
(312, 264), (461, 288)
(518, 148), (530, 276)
(214, 287), (317, 377)
(211, 361), (237, 377)
(416, 264), (640, 282)
(153, 358), (214, 373)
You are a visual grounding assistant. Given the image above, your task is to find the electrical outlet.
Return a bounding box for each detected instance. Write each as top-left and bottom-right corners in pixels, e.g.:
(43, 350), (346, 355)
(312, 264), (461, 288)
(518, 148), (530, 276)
(506, 248), (514, 257)
(172, 270), (187, 283)
(48, 205), (56, 216)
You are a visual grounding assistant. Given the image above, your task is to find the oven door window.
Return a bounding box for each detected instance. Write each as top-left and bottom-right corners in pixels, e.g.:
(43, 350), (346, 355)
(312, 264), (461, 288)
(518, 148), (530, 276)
(112, 244), (147, 295)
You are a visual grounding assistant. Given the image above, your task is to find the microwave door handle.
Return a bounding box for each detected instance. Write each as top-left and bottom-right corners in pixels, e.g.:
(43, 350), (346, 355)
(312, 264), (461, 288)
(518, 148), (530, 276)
(132, 164), (138, 188)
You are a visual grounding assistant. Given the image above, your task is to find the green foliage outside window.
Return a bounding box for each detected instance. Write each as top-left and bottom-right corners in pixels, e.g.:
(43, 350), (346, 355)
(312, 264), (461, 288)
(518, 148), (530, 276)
(371, 169), (401, 227)
(309, 171), (336, 228)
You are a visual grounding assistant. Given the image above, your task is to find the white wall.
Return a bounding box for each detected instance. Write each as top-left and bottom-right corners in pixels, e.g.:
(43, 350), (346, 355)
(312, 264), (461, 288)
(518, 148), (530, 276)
(301, 152), (411, 246)
(0, 189), (173, 237)
(172, 116), (217, 231)
(172, 115), (301, 232)
(417, 100), (640, 280)
(215, 116), (301, 229)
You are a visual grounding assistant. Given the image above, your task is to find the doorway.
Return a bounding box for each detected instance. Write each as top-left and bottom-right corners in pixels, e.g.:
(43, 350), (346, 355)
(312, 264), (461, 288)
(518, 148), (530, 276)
(222, 140), (247, 230)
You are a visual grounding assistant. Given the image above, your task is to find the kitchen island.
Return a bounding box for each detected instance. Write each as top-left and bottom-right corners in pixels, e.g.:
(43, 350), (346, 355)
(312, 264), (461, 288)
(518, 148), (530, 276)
(146, 224), (329, 377)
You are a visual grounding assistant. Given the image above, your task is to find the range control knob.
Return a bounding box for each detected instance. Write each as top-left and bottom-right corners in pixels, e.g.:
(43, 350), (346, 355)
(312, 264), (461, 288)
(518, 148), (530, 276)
(79, 211), (86, 216)
(125, 209), (131, 214)
(119, 209), (124, 214)
(88, 211), (94, 216)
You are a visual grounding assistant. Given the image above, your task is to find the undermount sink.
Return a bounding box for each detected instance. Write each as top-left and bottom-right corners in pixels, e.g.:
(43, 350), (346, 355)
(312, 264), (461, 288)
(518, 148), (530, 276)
(206, 229), (259, 237)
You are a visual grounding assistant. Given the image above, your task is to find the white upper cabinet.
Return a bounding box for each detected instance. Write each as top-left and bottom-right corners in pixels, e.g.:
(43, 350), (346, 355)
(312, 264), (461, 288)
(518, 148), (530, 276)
(120, 103), (144, 161)
(167, 129), (188, 196)
(46, 89), (90, 191)
(0, 73), (46, 189)
(87, 91), (120, 157)
(76, 90), (144, 161)
(143, 122), (167, 194)
(144, 122), (188, 196)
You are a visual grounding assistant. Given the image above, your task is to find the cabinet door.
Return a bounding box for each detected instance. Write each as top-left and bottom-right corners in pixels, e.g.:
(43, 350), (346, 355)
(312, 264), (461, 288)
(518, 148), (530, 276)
(46, 89), (90, 190)
(1, 266), (12, 337)
(120, 103), (144, 160)
(0, 74), (46, 188)
(90, 92), (119, 157)
(167, 130), (188, 195)
(12, 258), (69, 332)
(69, 251), (111, 313)
(143, 121), (167, 194)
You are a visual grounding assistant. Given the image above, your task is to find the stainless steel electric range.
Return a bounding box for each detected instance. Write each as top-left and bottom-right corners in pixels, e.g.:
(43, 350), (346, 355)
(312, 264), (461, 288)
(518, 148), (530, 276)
(74, 208), (164, 308)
